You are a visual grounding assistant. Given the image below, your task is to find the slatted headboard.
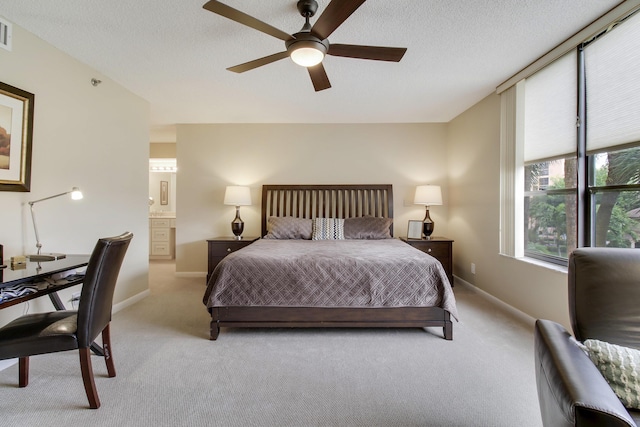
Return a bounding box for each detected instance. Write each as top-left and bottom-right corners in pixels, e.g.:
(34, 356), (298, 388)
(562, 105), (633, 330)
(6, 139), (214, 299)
(261, 184), (394, 237)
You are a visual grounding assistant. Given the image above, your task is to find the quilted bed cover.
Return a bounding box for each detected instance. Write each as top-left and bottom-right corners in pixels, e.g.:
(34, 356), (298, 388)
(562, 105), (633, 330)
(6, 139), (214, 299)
(203, 239), (458, 320)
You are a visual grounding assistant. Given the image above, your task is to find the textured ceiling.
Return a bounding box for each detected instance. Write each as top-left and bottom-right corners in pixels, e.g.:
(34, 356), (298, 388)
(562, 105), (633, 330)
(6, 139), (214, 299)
(0, 0), (621, 136)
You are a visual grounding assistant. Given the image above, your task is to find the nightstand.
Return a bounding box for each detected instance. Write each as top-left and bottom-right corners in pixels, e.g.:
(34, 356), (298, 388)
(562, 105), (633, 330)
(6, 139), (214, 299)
(400, 236), (454, 285)
(206, 237), (259, 284)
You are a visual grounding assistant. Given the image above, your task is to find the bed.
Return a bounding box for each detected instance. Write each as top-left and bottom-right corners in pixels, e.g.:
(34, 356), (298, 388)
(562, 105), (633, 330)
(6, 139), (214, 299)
(203, 184), (458, 340)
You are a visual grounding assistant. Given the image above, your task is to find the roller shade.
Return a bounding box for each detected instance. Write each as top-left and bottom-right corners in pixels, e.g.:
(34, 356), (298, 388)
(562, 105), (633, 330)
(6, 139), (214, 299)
(586, 11), (640, 153)
(524, 51), (577, 163)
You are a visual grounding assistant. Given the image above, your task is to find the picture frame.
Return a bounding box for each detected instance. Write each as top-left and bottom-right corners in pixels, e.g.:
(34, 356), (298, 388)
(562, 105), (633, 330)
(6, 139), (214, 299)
(407, 220), (423, 240)
(0, 81), (34, 192)
(160, 180), (168, 205)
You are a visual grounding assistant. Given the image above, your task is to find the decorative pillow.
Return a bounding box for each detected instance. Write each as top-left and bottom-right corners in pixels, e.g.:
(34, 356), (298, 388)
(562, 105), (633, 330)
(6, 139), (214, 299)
(584, 339), (640, 409)
(312, 218), (345, 240)
(263, 216), (312, 240)
(344, 216), (393, 239)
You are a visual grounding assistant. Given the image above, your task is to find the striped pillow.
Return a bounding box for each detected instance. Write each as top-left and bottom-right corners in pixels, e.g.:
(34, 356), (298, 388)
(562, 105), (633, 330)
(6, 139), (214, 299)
(312, 218), (345, 240)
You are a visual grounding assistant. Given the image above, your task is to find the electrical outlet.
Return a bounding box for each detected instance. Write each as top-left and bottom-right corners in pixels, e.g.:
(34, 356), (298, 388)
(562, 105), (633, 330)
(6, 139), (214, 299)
(471, 263), (476, 274)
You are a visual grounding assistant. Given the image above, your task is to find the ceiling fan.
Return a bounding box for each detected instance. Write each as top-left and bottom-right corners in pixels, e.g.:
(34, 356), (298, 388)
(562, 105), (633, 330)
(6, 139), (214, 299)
(202, 0), (407, 91)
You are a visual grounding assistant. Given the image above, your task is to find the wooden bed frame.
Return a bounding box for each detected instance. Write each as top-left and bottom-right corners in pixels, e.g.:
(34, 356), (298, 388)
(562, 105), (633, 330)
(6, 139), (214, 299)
(208, 184), (453, 340)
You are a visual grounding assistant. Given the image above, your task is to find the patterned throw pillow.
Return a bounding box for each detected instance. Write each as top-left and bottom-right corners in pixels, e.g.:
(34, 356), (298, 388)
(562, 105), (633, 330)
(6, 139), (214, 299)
(264, 216), (312, 239)
(312, 218), (345, 240)
(584, 339), (640, 409)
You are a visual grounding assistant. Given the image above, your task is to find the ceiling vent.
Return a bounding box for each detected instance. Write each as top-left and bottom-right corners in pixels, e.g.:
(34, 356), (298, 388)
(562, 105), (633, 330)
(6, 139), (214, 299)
(0, 17), (12, 51)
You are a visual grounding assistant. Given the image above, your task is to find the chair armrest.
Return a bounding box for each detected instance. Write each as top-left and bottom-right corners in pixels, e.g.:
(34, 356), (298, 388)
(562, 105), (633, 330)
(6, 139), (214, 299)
(535, 319), (636, 427)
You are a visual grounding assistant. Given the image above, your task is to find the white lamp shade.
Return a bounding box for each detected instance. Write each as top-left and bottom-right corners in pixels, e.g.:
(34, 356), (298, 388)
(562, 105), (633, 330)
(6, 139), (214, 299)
(71, 187), (83, 200)
(224, 186), (252, 206)
(414, 185), (442, 206)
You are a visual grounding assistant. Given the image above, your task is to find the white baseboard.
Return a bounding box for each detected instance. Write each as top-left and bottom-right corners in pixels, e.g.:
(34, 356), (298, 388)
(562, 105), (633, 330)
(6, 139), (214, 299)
(0, 359), (16, 371)
(0, 289), (150, 372)
(454, 275), (536, 327)
(112, 289), (150, 314)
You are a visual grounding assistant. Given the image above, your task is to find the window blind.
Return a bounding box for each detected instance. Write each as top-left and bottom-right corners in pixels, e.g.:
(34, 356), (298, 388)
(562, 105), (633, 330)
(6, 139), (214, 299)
(585, 11), (640, 153)
(523, 51), (577, 163)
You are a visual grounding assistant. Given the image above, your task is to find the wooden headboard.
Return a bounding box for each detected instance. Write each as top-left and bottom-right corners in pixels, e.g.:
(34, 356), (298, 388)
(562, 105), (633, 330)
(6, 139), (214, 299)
(261, 184), (393, 236)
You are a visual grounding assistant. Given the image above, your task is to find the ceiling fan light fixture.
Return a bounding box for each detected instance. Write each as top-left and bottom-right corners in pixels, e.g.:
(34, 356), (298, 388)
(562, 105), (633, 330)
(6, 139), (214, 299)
(291, 46), (324, 67)
(287, 36), (329, 68)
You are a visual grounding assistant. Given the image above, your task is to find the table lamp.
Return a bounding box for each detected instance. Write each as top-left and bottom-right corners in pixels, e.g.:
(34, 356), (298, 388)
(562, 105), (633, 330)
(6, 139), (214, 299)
(223, 186), (251, 240)
(414, 185), (442, 239)
(27, 186), (83, 261)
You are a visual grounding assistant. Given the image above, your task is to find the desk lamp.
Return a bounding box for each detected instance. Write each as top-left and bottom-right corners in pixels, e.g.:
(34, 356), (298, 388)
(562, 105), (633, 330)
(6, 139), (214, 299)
(27, 187), (83, 261)
(223, 186), (251, 240)
(414, 185), (442, 239)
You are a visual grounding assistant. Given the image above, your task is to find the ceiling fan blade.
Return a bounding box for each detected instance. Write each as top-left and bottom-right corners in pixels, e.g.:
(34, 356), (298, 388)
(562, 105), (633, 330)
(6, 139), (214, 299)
(328, 44), (407, 62)
(308, 63), (331, 92)
(311, 0), (366, 40)
(203, 1), (293, 42)
(227, 51), (290, 73)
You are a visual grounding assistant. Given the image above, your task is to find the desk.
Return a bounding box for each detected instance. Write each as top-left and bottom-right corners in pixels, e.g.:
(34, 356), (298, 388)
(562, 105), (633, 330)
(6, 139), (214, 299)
(1, 255), (89, 309)
(0, 255), (102, 355)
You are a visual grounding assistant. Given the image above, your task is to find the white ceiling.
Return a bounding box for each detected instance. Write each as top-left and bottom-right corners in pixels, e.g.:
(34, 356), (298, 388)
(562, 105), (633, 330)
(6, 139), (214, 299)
(0, 0), (621, 136)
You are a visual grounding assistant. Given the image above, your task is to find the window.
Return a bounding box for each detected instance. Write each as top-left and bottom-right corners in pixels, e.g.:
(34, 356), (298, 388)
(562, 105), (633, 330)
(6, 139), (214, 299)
(588, 147), (640, 248)
(521, 51), (578, 263)
(503, 8), (640, 265)
(524, 158), (578, 262)
(584, 13), (640, 250)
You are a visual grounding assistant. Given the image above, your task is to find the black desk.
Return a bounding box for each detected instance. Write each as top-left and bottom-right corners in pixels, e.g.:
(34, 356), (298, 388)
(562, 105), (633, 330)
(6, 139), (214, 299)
(0, 255), (102, 355)
(1, 255), (90, 309)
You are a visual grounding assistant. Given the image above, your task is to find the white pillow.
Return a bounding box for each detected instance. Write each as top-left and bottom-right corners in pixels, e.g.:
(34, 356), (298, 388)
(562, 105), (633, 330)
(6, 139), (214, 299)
(584, 339), (640, 410)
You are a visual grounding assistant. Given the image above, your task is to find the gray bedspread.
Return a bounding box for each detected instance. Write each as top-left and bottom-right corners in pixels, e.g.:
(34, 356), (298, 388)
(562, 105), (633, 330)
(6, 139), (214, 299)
(203, 239), (458, 320)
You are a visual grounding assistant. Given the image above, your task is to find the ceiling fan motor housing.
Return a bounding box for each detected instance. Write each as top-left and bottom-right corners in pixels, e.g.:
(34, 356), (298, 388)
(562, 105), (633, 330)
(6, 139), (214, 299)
(286, 32), (329, 56)
(297, 0), (318, 18)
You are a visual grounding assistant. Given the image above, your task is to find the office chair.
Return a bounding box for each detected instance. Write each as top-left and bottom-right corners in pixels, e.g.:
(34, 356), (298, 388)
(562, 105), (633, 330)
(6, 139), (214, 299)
(0, 232), (133, 409)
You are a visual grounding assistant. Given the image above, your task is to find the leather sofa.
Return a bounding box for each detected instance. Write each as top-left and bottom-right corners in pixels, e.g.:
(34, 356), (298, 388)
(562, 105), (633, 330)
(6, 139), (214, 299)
(535, 248), (640, 427)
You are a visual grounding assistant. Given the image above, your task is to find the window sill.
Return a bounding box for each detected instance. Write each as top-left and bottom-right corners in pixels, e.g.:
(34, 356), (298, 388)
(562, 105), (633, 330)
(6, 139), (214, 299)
(500, 253), (568, 274)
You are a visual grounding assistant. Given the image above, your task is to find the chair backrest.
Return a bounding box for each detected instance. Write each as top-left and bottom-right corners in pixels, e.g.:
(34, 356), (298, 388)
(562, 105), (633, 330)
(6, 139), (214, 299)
(77, 232), (133, 347)
(569, 247), (640, 349)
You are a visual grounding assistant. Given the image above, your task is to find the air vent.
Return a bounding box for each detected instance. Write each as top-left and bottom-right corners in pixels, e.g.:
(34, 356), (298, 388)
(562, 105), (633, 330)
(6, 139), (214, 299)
(0, 17), (12, 51)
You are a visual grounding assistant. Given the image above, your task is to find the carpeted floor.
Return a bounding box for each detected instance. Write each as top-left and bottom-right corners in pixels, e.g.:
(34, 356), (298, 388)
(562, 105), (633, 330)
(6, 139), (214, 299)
(0, 260), (542, 426)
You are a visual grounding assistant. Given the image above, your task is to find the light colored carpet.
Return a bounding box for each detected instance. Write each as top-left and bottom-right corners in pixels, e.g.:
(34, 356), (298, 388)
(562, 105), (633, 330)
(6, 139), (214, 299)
(0, 260), (542, 426)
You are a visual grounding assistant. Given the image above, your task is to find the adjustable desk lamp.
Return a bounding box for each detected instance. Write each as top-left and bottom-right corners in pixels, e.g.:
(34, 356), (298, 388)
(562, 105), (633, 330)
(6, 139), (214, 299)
(27, 187), (83, 262)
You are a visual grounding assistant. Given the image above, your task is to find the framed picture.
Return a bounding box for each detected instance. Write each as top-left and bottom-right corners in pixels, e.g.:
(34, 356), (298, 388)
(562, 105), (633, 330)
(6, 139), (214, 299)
(0, 81), (34, 192)
(407, 220), (423, 240)
(160, 180), (168, 205)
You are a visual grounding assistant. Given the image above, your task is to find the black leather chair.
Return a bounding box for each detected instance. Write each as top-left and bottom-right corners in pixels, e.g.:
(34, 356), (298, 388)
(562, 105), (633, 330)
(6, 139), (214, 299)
(535, 247), (640, 426)
(0, 232), (133, 409)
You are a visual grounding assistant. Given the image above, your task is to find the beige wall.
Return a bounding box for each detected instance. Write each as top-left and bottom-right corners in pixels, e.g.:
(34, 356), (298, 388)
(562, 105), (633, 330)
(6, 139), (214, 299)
(0, 23), (150, 327)
(176, 115), (572, 329)
(175, 123), (449, 273)
(447, 93), (571, 330)
(150, 142), (176, 158)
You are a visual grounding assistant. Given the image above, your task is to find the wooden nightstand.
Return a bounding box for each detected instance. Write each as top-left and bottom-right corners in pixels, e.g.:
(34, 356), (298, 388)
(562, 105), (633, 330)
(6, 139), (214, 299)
(400, 236), (454, 285)
(206, 236), (259, 284)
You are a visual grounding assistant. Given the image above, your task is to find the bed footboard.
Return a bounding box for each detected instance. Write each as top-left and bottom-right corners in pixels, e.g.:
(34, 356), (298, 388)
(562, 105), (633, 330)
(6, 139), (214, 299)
(209, 307), (452, 340)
